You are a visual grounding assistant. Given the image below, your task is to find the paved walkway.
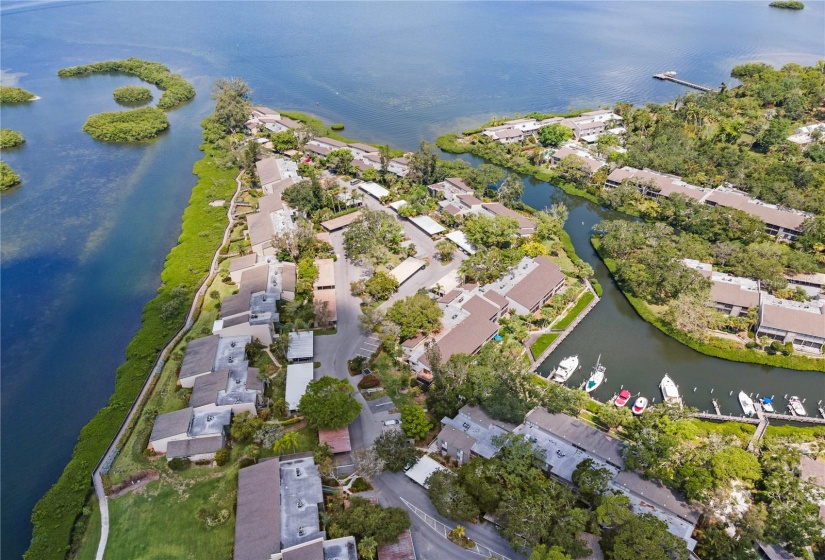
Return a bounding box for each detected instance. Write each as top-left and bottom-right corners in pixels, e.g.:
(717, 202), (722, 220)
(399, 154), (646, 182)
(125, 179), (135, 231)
(93, 169), (245, 560)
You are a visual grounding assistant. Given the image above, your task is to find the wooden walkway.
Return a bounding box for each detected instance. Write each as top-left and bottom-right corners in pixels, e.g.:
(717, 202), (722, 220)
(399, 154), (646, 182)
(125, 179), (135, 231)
(692, 411), (825, 426)
(653, 72), (717, 93)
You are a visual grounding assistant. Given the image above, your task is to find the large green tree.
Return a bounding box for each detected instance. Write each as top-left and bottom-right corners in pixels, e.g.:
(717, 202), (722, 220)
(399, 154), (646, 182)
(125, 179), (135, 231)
(603, 513), (690, 560)
(538, 124), (573, 147)
(343, 209), (403, 267)
(463, 214), (519, 248)
(426, 470), (480, 522)
(299, 376), (362, 429)
(211, 77), (253, 134)
(386, 292), (443, 340)
(373, 429), (417, 472)
(399, 404), (432, 441)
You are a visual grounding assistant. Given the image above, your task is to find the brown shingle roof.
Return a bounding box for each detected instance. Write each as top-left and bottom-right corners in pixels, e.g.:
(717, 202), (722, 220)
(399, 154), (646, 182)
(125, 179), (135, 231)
(378, 529), (415, 560)
(438, 424), (475, 456)
(504, 256), (565, 312)
(321, 211), (363, 232)
(481, 203), (536, 233)
(235, 458), (281, 560)
(318, 426), (352, 454)
(442, 204), (461, 216)
(246, 367), (265, 393)
(282, 263), (297, 293)
(481, 290), (508, 310)
(706, 190), (806, 231)
(313, 258), (335, 289)
(282, 538), (324, 560)
(710, 281), (759, 309)
(760, 304), (825, 338)
(457, 193), (483, 207)
(258, 193), (284, 214)
(256, 157), (285, 186)
(420, 313), (499, 368)
(247, 212), (274, 247)
(221, 288), (252, 319)
(242, 265), (270, 293)
(461, 295), (498, 321)
(445, 177), (473, 193)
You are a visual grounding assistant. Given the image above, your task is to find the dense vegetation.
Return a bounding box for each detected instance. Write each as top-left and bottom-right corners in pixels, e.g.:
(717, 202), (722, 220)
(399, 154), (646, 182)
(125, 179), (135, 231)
(0, 84), (36, 103)
(82, 107), (170, 142)
(58, 58), (195, 110)
(113, 85), (152, 104)
(25, 87), (239, 560)
(0, 161), (22, 191)
(0, 129), (25, 149)
(769, 1), (804, 8)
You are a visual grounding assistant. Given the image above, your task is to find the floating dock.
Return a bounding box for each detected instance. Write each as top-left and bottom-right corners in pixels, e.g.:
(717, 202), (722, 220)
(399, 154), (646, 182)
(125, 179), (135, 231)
(653, 72), (717, 93)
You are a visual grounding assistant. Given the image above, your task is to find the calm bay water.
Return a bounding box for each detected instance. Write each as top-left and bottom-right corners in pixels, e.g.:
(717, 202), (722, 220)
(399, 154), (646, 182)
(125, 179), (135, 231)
(1, 2), (824, 557)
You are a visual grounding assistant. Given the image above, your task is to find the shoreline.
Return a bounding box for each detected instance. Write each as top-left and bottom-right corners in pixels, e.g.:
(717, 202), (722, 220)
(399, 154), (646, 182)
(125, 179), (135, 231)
(25, 136), (239, 559)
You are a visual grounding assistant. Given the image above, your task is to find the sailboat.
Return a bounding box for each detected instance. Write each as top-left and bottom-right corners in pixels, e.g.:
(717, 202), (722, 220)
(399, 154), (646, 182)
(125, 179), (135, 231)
(738, 391), (755, 416)
(585, 355), (605, 393)
(550, 355), (580, 383)
(659, 374), (682, 406)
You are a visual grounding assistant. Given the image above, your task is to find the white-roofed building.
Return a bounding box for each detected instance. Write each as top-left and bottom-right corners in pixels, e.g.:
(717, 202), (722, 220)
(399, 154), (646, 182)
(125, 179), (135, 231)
(404, 456), (449, 488)
(445, 230), (477, 255)
(388, 257), (426, 286)
(285, 362), (315, 412)
(287, 331), (314, 363)
(408, 215), (446, 237)
(358, 181), (390, 200)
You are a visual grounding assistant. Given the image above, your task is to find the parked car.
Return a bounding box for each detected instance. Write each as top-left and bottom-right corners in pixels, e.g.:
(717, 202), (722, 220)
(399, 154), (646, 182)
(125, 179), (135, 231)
(383, 419), (401, 426)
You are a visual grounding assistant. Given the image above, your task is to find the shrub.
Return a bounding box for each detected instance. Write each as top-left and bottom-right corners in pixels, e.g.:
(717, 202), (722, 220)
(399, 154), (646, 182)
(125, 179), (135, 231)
(168, 457), (191, 471)
(214, 448), (230, 466)
(83, 107), (169, 142)
(348, 356), (368, 375)
(350, 477), (373, 492)
(358, 374), (381, 389)
(113, 85), (152, 104)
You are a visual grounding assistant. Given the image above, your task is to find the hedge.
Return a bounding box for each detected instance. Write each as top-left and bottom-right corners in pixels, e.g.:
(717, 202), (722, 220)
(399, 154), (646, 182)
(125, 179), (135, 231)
(591, 237), (825, 372)
(25, 125), (238, 559)
(58, 58), (195, 110)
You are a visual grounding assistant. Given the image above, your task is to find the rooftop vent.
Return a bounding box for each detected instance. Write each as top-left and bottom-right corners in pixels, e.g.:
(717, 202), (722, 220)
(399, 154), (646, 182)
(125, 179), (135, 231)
(207, 415), (215, 422)
(228, 357), (234, 363)
(296, 467), (302, 477)
(231, 341), (236, 348)
(298, 527), (305, 536)
(297, 499), (304, 508)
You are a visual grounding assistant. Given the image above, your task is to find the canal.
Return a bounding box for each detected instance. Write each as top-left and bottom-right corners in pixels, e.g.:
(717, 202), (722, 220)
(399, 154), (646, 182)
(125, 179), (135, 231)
(450, 154), (825, 417)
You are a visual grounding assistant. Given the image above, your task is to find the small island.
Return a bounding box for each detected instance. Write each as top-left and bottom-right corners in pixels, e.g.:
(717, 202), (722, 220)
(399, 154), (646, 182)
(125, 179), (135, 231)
(82, 107), (169, 142)
(769, 1), (804, 8)
(0, 129), (25, 149)
(58, 57), (194, 109)
(1, 161), (21, 191)
(113, 85), (152, 105)
(0, 85), (36, 103)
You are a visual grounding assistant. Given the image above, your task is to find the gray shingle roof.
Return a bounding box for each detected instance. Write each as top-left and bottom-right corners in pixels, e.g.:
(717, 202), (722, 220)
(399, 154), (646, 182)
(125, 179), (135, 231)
(241, 265), (270, 293)
(149, 408), (192, 442)
(221, 288), (252, 319)
(235, 458), (281, 560)
(229, 254), (258, 273)
(505, 256), (565, 311)
(179, 336), (220, 380)
(525, 408), (624, 468)
(166, 435), (225, 459)
(190, 369), (230, 408)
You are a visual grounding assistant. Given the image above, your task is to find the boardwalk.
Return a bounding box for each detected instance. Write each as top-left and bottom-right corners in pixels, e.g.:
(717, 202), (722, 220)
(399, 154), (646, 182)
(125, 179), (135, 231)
(653, 72), (718, 93)
(691, 411), (825, 426)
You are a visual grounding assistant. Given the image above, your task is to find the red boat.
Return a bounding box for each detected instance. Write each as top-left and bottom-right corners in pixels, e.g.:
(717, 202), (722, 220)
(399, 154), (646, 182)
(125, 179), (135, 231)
(614, 390), (631, 407)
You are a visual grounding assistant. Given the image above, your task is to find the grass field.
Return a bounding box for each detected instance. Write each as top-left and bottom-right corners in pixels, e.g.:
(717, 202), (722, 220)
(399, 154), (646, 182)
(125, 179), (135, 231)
(552, 291), (595, 331)
(531, 333), (559, 359)
(105, 473), (235, 560)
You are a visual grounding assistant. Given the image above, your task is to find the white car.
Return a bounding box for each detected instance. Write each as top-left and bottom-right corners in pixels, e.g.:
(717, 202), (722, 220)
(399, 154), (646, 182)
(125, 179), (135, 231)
(383, 419), (401, 426)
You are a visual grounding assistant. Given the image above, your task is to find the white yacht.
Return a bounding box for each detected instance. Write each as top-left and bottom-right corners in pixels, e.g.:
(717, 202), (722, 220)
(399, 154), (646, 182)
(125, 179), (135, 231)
(789, 396), (807, 416)
(738, 391), (755, 416)
(632, 396), (648, 415)
(550, 355), (579, 383)
(659, 374), (682, 406)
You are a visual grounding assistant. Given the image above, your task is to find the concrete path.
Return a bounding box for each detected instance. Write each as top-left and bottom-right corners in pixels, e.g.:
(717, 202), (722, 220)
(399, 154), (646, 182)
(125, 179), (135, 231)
(93, 170), (245, 560)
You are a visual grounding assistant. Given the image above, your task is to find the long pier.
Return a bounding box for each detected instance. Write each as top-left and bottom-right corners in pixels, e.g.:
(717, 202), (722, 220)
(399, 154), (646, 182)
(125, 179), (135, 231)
(691, 411), (825, 426)
(653, 72), (717, 93)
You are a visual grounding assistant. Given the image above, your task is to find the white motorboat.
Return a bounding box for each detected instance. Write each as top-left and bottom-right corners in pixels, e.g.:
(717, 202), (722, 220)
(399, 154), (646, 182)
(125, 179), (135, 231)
(550, 355), (579, 383)
(789, 396), (807, 416)
(761, 397), (775, 413)
(632, 396), (648, 415)
(660, 374), (682, 406)
(585, 355), (605, 393)
(739, 391), (755, 416)
(615, 390), (631, 407)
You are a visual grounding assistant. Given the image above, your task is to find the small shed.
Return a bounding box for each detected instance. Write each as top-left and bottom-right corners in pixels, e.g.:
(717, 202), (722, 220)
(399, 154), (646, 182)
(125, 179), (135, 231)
(388, 257), (426, 286)
(404, 455), (448, 488)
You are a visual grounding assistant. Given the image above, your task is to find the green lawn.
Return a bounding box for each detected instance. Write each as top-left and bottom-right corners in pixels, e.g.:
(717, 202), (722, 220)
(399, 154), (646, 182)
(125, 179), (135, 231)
(531, 333), (559, 358)
(552, 291), (595, 330)
(105, 473), (235, 560)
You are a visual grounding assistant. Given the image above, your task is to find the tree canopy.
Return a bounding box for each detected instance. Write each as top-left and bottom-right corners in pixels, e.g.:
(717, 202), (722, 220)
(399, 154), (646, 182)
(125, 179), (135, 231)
(211, 77), (253, 134)
(299, 376), (362, 429)
(386, 292), (443, 340)
(538, 124), (573, 147)
(373, 429), (417, 472)
(343, 209), (404, 267)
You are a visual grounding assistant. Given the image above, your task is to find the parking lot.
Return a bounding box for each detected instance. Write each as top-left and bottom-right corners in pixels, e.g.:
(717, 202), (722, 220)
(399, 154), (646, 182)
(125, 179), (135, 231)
(356, 335), (381, 358)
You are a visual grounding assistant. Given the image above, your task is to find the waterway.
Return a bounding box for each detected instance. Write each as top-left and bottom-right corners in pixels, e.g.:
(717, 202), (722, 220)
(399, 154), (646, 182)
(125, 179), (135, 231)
(2, 2), (824, 558)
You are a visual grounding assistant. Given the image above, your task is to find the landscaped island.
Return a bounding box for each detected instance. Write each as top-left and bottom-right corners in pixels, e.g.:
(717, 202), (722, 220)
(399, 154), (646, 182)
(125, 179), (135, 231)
(0, 84), (36, 103)
(82, 107), (169, 142)
(113, 85), (152, 104)
(769, 1), (804, 9)
(437, 61), (825, 369)
(0, 129), (25, 149)
(58, 58), (195, 142)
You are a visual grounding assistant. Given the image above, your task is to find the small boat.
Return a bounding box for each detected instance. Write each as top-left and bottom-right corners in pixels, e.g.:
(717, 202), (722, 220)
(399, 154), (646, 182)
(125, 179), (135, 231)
(761, 397), (775, 413)
(550, 355), (579, 383)
(585, 355), (605, 393)
(632, 396), (648, 415)
(789, 396), (807, 416)
(739, 391), (755, 416)
(615, 390), (631, 407)
(660, 374), (682, 406)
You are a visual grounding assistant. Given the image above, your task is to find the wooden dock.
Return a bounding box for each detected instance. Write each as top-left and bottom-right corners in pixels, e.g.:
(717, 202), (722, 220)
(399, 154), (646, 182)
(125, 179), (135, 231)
(653, 72), (717, 93)
(692, 410), (825, 426)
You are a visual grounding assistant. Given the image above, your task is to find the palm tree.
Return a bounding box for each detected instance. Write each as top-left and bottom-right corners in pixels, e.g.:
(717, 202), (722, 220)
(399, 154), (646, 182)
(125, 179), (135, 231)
(273, 432), (300, 455)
